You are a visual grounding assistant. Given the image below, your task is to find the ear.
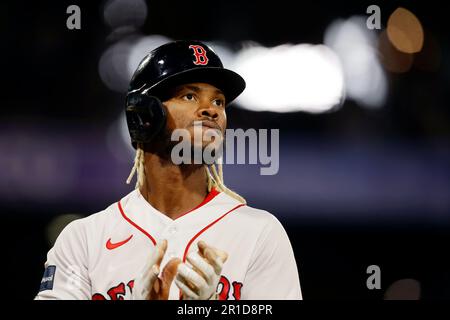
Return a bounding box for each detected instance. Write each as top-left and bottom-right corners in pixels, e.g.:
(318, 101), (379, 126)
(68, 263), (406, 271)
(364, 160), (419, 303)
(125, 93), (167, 144)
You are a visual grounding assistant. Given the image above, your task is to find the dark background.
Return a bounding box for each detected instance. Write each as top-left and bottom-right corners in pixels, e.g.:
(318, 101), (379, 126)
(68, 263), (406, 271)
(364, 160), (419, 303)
(1, 0), (449, 300)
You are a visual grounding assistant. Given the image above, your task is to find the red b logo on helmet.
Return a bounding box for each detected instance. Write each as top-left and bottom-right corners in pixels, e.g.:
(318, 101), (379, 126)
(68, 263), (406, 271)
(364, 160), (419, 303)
(189, 45), (209, 65)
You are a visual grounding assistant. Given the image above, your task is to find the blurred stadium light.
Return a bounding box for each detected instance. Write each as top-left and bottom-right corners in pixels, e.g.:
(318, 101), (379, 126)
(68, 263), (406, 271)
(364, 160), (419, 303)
(99, 35), (173, 93)
(204, 41), (236, 70)
(98, 38), (136, 92)
(387, 7), (424, 54)
(103, 0), (148, 29)
(324, 16), (387, 109)
(233, 43), (345, 113)
(384, 278), (421, 300)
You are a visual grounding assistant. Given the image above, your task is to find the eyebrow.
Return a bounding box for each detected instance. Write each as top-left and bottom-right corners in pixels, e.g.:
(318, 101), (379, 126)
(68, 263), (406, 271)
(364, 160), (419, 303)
(182, 85), (224, 97)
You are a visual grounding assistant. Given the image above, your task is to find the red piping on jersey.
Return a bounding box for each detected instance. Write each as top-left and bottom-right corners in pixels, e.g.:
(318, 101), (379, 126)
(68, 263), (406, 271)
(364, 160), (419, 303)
(175, 187), (220, 220)
(118, 201), (157, 246)
(182, 203), (245, 262)
(179, 203), (245, 299)
(117, 188), (220, 246)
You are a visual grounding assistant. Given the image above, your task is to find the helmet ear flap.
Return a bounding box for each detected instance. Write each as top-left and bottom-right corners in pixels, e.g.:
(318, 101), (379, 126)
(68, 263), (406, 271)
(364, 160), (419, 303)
(125, 92), (166, 145)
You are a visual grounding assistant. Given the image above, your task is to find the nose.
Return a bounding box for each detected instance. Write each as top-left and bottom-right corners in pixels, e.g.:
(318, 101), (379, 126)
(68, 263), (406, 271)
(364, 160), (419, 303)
(197, 102), (219, 120)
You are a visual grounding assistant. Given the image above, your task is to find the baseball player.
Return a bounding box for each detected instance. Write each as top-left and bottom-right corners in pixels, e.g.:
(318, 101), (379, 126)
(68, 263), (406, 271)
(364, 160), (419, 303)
(35, 40), (302, 300)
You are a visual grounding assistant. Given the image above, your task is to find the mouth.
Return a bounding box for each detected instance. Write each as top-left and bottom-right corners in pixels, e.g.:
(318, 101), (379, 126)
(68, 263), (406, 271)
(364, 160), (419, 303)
(192, 120), (222, 132)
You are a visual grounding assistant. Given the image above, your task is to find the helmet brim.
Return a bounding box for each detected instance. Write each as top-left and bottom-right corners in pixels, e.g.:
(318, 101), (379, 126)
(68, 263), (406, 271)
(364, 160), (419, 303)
(144, 67), (246, 105)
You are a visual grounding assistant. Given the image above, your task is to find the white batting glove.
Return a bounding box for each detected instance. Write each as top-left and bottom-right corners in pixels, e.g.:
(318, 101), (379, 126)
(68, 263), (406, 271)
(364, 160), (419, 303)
(131, 239), (167, 300)
(175, 241), (228, 300)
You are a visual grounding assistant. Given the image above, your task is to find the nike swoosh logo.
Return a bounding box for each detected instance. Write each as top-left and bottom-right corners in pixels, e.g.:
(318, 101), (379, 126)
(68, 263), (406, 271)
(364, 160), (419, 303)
(106, 235), (133, 250)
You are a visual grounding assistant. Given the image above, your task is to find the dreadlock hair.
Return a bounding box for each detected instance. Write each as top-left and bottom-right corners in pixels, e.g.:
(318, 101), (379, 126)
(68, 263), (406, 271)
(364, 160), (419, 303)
(126, 143), (246, 204)
(205, 161), (246, 204)
(126, 143), (146, 190)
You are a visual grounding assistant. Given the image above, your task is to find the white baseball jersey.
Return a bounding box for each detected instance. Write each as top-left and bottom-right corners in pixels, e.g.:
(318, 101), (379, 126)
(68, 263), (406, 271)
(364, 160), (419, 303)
(35, 188), (302, 300)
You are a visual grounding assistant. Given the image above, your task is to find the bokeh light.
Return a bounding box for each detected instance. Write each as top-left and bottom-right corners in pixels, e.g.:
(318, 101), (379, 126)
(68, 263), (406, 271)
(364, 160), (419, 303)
(324, 16), (387, 109)
(103, 0), (148, 29)
(98, 38), (136, 92)
(387, 7), (424, 54)
(233, 43), (345, 113)
(384, 278), (421, 300)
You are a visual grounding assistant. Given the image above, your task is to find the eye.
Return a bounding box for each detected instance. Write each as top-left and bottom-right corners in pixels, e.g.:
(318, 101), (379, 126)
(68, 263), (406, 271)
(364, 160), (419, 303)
(213, 98), (225, 107)
(183, 93), (195, 101)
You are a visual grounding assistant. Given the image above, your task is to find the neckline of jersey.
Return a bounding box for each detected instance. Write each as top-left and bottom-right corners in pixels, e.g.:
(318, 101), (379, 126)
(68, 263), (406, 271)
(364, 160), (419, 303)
(176, 187), (220, 220)
(136, 187), (220, 222)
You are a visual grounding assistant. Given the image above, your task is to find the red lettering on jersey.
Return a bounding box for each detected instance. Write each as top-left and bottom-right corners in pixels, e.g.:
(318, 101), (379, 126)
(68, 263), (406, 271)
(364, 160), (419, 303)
(232, 281), (243, 300)
(92, 293), (106, 300)
(92, 281), (133, 300)
(218, 275), (230, 300)
(217, 276), (243, 300)
(189, 45), (209, 65)
(127, 280), (135, 291)
(107, 282), (126, 300)
(91, 277), (241, 300)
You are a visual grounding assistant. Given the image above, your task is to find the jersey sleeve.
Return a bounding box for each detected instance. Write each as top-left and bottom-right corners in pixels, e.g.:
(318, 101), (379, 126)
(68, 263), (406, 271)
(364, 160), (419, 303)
(241, 214), (302, 300)
(34, 219), (91, 300)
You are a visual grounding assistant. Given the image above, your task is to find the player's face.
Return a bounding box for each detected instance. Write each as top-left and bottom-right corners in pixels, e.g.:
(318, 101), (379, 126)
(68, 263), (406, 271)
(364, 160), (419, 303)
(162, 82), (227, 152)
